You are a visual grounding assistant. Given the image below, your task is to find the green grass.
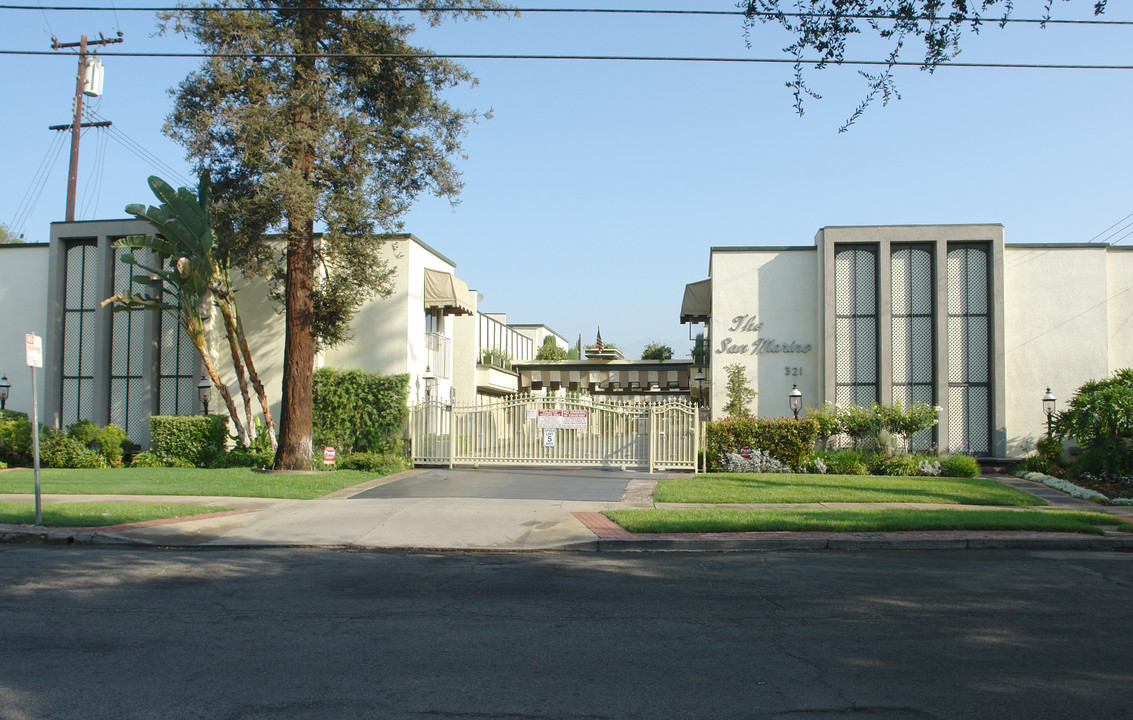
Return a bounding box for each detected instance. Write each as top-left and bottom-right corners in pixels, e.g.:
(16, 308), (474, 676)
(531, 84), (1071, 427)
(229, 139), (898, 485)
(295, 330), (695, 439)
(604, 508), (1133, 535)
(0, 467), (393, 499)
(0, 501), (234, 528)
(655, 473), (1045, 506)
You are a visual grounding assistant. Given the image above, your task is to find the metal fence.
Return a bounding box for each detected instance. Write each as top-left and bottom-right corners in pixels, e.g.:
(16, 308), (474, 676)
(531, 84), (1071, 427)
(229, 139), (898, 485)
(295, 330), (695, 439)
(410, 393), (698, 472)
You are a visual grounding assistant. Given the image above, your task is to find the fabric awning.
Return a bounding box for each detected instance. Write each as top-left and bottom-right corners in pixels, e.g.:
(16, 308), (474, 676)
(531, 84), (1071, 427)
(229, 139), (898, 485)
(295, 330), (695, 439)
(680, 279), (711, 324)
(424, 268), (475, 316)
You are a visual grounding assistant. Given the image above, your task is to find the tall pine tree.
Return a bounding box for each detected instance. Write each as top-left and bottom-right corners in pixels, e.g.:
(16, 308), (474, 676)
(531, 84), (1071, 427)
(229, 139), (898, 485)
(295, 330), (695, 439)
(162, 1), (507, 469)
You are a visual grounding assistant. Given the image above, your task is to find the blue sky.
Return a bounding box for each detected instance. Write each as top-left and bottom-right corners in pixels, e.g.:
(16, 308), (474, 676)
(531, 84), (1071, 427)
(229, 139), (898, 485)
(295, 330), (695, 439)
(2, 1), (1130, 359)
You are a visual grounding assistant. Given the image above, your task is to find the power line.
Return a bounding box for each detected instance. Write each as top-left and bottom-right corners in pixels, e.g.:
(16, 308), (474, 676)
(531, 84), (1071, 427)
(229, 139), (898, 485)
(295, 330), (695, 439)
(1087, 211), (1133, 243)
(0, 5), (1129, 26)
(3, 48), (1132, 69)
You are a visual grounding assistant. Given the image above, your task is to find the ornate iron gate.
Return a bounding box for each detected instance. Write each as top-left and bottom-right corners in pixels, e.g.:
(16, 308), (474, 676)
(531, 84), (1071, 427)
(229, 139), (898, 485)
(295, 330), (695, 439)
(409, 394), (699, 472)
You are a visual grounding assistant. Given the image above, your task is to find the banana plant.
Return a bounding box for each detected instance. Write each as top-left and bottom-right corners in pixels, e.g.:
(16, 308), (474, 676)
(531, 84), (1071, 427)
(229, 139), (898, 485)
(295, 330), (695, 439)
(102, 175), (277, 451)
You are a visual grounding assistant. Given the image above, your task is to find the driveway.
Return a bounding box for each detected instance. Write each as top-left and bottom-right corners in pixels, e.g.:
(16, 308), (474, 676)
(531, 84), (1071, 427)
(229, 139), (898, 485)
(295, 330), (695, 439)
(348, 466), (641, 502)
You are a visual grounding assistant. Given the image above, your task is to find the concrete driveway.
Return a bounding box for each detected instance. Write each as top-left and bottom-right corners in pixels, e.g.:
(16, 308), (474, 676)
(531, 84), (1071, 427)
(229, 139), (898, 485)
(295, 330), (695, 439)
(348, 466), (641, 502)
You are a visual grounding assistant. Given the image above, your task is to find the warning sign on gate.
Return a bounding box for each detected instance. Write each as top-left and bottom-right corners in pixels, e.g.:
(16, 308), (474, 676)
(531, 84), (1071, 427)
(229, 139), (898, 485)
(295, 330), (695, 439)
(537, 409), (588, 431)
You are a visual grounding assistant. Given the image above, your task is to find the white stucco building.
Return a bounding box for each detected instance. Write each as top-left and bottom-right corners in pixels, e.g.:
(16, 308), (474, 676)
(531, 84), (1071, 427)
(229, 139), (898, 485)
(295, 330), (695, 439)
(8, 219), (558, 447)
(682, 224), (1133, 458)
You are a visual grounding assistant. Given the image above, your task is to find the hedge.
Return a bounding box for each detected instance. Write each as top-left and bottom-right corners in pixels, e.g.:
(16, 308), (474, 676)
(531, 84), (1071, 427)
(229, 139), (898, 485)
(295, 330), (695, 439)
(313, 368), (409, 455)
(150, 414), (229, 467)
(705, 417), (819, 471)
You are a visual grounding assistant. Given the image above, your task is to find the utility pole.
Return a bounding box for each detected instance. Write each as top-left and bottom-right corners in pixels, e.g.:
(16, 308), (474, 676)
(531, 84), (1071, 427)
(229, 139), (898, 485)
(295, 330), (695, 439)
(50, 31), (123, 221)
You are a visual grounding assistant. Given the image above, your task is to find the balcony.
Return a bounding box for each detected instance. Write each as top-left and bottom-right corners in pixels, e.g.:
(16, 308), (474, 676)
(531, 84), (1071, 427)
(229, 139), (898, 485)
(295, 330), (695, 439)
(424, 332), (451, 379)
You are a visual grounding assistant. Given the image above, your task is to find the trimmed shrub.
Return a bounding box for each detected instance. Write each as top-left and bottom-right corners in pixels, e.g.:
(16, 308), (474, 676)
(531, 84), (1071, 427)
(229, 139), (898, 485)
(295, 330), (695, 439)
(129, 450), (166, 468)
(204, 448), (274, 469)
(40, 433), (108, 469)
(705, 417), (819, 470)
(873, 454), (920, 477)
(66, 419), (100, 445)
(337, 452), (410, 474)
(0, 414), (33, 466)
(940, 453), (981, 478)
(150, 414), (229, 467)
(93, 424), (129, 467)
(313, 368), (409, 455)
(815, 449), (868, 475)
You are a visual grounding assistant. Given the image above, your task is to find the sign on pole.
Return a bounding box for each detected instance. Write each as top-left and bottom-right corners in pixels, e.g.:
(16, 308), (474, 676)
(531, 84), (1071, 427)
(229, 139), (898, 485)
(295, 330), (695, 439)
(323, 447), (336, 466)
(26, 333), (43, 524)
(25, 333), (42, 369)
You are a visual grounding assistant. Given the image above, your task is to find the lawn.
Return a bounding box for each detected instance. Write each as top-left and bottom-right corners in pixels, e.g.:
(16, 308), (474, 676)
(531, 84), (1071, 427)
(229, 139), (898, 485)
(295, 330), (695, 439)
(0, 467), (394, 500)
(655, 472), (1045, 506)
(0, 501), (234, 528)
(604, 508), (1133, 536)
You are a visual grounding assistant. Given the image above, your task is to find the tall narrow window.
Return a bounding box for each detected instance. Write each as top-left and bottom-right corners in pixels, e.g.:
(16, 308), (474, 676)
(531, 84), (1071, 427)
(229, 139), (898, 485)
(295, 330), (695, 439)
(834, 246), (878, 406)
(109, 245), (149, 442)
(61, 241), (98, 427)
(947, 244), (991, 455)
(156, 256), (197, 415)
(891, 245), (935, 449)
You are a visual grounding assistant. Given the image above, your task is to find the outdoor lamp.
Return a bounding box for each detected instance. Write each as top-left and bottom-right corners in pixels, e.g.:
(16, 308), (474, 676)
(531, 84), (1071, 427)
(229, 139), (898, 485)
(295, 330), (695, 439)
(0, 375), (9, 411)
(694, 369), (705, 406)
(423, 366), (437, 400)
(789, 384), (802, 421)
(197, 376), (212, 415)
(1042, 387), (1056, 437)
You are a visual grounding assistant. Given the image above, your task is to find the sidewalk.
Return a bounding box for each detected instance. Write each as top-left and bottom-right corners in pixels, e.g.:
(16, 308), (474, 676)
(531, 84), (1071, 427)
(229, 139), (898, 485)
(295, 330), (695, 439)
(2, 472), (1131, 551)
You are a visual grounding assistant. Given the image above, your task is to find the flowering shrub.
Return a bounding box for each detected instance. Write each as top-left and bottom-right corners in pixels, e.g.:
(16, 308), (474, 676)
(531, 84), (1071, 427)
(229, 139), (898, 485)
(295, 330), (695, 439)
(811, 456), (828, 474)
(1017, 470), (1109, 503)
(720, 450), (791, 474)
(918, 459), (942, 476)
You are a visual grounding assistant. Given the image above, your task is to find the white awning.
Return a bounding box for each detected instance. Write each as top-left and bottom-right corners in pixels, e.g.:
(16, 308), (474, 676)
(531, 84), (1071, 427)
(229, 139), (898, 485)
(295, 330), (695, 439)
(424, 268), (475, 316)
(680, 279), (711, 324)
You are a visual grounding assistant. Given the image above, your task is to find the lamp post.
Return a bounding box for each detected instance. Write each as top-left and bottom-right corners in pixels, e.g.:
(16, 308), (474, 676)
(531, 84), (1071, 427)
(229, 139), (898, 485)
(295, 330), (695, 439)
(789, 384), (802, 421)
(197, 376), (212, 415)
(694, 369), (705, 407)
(1042, 387), (1056, 437)
(0, 375), (10, 411)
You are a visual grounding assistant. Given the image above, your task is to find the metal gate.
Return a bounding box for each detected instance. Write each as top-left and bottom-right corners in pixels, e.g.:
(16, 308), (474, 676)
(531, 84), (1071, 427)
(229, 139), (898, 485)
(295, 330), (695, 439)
(409, 394), (699, 472)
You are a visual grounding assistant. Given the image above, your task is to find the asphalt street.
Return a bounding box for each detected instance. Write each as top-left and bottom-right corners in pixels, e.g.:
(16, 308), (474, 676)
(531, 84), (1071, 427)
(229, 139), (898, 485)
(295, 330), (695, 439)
(2, 546), (1131, 720)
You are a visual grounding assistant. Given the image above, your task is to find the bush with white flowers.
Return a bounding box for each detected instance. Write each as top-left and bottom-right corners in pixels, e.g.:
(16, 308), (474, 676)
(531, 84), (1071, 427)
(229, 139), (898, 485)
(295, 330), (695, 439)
(721, 450), (791, 474)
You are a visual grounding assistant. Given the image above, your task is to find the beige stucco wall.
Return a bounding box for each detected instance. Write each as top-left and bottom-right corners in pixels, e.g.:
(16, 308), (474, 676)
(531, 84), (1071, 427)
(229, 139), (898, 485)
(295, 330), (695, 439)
(0, 244), (50, 416)
(1107, 249), (1133, 372)
(1003, 245), (1114, 456)
(708, 248), (818, 420)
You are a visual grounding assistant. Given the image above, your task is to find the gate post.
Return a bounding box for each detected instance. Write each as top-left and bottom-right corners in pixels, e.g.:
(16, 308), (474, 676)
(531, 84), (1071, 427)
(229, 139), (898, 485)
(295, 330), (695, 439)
(647, 404), (656, 474)
(448, 402), (455, 469)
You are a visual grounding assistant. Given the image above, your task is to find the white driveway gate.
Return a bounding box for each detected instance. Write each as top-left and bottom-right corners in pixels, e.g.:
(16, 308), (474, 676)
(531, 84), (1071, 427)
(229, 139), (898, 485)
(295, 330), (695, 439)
(409, 394), (699, 472)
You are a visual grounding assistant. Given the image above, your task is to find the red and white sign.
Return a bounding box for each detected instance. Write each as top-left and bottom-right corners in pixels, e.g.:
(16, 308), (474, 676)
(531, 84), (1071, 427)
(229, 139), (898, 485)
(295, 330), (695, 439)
(536, 409), (588, 431)
(323, 447), (336, 465)
(25, 334), (42, 369)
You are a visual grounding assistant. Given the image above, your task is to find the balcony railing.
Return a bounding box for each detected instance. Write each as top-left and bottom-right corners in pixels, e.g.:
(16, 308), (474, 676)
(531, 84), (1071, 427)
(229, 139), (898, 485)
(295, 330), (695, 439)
(425, 332), (451, 379)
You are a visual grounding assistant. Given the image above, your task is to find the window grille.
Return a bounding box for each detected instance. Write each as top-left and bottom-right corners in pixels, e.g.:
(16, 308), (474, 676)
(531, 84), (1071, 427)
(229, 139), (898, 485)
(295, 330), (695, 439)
(947, 244), (991, 455)
(109, 245), (149, 442)
(891, 245), (935, 449)
(834, 246), (879, 406)
(61, 241), (98, 427)
(156, 255), (197, 416)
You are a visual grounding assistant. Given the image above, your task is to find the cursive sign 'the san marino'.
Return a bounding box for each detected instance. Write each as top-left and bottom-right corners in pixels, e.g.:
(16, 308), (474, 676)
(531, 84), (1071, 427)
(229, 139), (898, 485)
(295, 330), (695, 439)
(715, 314), (812, 356)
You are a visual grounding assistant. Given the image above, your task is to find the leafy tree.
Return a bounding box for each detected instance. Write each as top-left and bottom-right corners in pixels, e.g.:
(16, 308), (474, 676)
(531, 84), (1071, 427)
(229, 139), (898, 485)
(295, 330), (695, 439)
(723, 363), (757, 417)
(535, 336), (567, 361)
(0, 222), (24, 244)
(1053, 369), (1133, 446)
(742, 1), (1108, 130)
(103, 175), (278, 450)
(641, 342), (673, 361)
(161, 1), (506, 469)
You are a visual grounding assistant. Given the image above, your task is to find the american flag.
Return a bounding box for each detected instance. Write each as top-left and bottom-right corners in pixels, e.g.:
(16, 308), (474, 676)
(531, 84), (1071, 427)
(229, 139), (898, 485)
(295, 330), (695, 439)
(595, 326), (604, 352)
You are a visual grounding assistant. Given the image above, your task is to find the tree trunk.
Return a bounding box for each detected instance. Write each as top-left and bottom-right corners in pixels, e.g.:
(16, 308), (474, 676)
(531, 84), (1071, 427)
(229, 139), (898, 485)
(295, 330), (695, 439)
(273, 7), (318, 471)
(219, 305), (253, 449)
(273, 219), (316, 470)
